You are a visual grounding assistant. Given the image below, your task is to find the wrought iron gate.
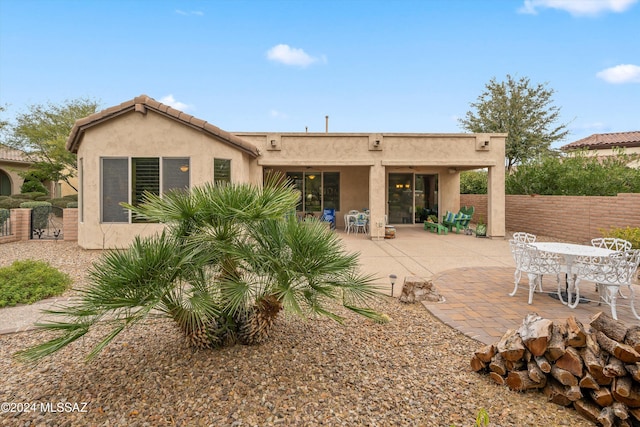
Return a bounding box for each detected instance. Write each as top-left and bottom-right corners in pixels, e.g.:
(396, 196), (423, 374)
(30, 206), (63, 240)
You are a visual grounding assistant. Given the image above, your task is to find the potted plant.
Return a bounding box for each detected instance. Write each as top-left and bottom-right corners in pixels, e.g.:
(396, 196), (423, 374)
(475, 216), (487, 238)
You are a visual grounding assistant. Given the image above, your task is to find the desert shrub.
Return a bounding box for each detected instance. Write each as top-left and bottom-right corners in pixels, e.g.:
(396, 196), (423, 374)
(21, 179), (48, 194)
(0, 208), (9, 225)
(63, 194), (78, 201)
(19, 201), (52, 229)
(0, 260), (72, 308)
(49, 198), (70, 209)
(0, 198), (23, 209)
(66, 201), (78, 208)
(11, 193), (36, 200)
(601, 226), (640, 249)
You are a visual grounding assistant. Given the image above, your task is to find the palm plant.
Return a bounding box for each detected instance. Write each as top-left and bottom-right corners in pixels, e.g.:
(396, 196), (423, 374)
(17, 174), (387, 363)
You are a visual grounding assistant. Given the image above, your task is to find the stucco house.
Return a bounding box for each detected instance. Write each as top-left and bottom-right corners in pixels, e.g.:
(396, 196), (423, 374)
(0, 146), (31, 195)
(66, 94), (507, 249)
(561, 131), (640, 168)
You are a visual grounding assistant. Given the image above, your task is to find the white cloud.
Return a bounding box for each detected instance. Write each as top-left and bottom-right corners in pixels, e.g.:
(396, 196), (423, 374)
(270, 109), (289, 119)
(519, 0), (637, 16)
(596, 64), (640, 83)
(266, 44), (322, 67)
(160, 95), (191, 111)
(175, 10), (204, 16)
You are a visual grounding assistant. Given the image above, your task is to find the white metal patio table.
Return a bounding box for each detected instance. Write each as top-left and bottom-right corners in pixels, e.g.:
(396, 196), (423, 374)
(531, 242), (614, 309)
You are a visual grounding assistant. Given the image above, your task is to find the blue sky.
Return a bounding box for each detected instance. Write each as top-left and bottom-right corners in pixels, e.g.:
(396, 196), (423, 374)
(1, 0), (639, 148)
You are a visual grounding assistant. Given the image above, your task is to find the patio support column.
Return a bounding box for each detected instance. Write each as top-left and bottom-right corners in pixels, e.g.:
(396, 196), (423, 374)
(487, 164), (505, 238)
(368, 162), (386, 240)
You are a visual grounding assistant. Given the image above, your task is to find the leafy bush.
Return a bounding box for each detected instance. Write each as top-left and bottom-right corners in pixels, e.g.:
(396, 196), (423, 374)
(0, 260), (72, 308)
(601, 226), (640, 249)
(0, 198), (23, 209)
(0, 208), (9, 225)
(63, 194), (78, 201)
(19, 201), (52, 229)
(460, 170), (488, 194)
(11, 193), (37, 200)
(507, 150), (640, 195)
(49, 198), (72, 209)
(21, 179), (48, 194)
(66, 201), (78, 208)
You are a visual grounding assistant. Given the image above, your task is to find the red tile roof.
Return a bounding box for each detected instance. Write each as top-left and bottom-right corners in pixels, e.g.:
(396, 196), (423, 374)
(0, 146), (31, 163)
(66, 95), (260, 157)
(561, 131), (640, 151)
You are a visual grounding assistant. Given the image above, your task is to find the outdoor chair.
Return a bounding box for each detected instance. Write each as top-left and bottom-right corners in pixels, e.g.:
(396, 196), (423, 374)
(591, 237), (633, 296)
(508, 240), (562, 304)
(574, 249), (640, 320)
(353, 213), (369, 235)
(513, 232), (537, 243)
(441, 210), (472, 234)
(320, 208), (336, 230)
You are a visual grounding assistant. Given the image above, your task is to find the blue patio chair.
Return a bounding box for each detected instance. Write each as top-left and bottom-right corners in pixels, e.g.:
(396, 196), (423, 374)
(320, 208), (336, 230)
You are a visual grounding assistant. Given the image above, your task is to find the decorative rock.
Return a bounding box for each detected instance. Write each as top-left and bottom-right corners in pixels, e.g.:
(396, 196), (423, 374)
(399, 276), (442, 303)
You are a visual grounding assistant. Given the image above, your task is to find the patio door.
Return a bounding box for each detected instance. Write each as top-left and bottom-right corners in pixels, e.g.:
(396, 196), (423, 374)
(388, 173), (438, 224)
(388, 173), (413, 224)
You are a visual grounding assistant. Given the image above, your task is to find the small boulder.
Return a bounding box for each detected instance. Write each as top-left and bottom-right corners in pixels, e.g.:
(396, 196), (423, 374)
(399, 276), (442, 303)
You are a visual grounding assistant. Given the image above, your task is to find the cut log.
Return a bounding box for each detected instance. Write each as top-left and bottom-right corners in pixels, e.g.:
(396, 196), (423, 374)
(546, 323), (566, 362)
(550, 365), (578, 386)
(590, 311), (629, 342)
(626, 363), (640, 382)
(506, 370), (546, 391)
(565, 385), (582, 402)
(628, 407), (640, 421)
(543, 378), (572, 407)
(597, 406), (616, 427)
(581, 346), (611, 385)
(534, 355), (551, 374)
(613, 401), (630, 420)
(470, 355), (486, 372)
(505, 359), (525, 372)
(614, 376), (634, 398)
(527, 360), (546, 383)
(625, 326), (640, 354)
(605, 356), (628, 378)
(597, 331), (640, 363)
(474, 344), (496, 363)
(489, 353), (507, 376)
(566, 316), (587, 348)
(555, 346), (583, 377)
(518, 313), (553, 356)
(578, 371), (600, 390)
(612, 382), (640, 408)
(489, 371), (505, 385)
(496, 328), (526, 362)
(585, 332), (601, 356)
(591, 387), (614, 407)
(573, 399), (601, 424)
(617, 420), (633, 427)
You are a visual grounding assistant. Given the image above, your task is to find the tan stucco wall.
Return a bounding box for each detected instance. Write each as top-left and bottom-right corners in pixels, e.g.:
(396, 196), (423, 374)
(238, 132), (506, 239)
(77, 109), (259, 249)
(74, 108), (506, 248)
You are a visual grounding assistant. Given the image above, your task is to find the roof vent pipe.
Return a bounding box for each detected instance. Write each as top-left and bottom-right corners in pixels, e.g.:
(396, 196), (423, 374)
(325, 115), (329, 133)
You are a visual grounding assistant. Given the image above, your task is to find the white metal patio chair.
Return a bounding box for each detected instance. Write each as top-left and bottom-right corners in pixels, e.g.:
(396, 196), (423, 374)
(353, 212), (369, 235)
(574, 249), (640, 320)
(591, 237), (633, 296)
(513, 232), (537, 243)
(509, 240), (563, 304)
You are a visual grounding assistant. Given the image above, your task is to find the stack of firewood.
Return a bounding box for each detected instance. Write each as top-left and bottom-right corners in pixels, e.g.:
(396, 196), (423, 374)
(471, 312), (640, 426)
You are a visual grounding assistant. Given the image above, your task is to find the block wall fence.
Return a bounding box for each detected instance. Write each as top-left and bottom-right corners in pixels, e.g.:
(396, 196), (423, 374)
(460, 193), (640, 244)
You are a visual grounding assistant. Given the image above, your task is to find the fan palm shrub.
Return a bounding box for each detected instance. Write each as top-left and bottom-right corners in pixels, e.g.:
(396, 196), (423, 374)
(17, 174), (387, 363)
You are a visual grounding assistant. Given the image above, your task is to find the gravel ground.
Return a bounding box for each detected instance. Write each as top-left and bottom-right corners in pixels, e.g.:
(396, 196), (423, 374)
(0, 242), (594, 426)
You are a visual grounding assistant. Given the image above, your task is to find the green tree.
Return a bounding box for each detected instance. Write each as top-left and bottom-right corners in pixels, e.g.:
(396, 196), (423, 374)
(7, 98), (99, 192)
(16, 175), (387, 363)
(459, 75), (570, 171)
(460, 170), (487, 194)
(506, 149), (640, 195)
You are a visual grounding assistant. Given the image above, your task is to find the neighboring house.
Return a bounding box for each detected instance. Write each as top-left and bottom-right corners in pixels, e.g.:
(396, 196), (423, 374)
(561, 131), (640, 168)
(0, 146), (30, 195)
(66, 94), (507, 249)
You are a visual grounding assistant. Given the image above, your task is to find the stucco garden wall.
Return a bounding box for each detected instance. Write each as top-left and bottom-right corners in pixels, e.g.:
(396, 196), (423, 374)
(460, 193), (640, 244)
